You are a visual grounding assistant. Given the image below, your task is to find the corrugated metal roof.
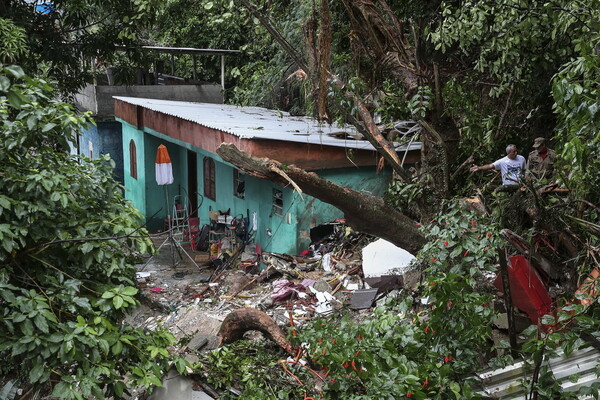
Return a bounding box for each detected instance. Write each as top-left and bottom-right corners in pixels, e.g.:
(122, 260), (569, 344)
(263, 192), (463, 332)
(475, 346), (600, 399)
(114, 96), (422, 152)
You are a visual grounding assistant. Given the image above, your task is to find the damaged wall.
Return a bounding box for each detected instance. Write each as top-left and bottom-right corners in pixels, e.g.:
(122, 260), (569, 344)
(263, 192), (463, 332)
(295, 166), (392, 251)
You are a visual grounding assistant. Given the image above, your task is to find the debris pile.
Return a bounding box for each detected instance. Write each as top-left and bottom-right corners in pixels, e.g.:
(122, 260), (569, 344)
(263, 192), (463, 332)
(129, 215), (600, 400)
(133, 224), (423, 343)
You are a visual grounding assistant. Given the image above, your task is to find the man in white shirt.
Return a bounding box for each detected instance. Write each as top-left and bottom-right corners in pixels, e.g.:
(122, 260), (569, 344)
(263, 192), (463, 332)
(470, 144), (526, 185)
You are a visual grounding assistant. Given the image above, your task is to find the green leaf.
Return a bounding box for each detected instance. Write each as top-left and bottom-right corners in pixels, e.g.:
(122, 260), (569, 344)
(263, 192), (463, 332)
(0, 75), (10, 91)
(51, 382), (72, 398)
(6, 90), (27, 108)
(540, 314), (556, 325)
(111, 340), (123, 355)
(101, 291), (115, 299)
(113, 296), (124, 309)
(81, 242), (94, 254)
(42, 123), (57, 132)
(98, 339), (110, 355)
(13, 313), (26, 323)
(120, 286), (138, 296)
(11, 342), (28, 356)
(5, 65), (25, 78)
(29, 364), (45, 383)
(72, 296), (91, 309)
(114, 381), (125, 397)
(34, 313), (49, 333)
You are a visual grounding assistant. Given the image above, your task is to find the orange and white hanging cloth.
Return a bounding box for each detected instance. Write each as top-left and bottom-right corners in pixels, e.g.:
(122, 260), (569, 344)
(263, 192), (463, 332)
(155, 144), (174, 185)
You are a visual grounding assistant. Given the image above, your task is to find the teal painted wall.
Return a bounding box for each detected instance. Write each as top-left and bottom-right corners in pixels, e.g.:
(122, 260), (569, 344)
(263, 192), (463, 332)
(143, 135), (190, 231)
(194, 151), (298, 254)
(119, 121), (390, 254)
(294, 167), (392, 251)
(121, 122), (146, 215)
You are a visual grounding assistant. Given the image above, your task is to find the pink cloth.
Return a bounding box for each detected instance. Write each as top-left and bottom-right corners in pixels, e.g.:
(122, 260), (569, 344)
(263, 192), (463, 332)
(271, 280), (305, 301)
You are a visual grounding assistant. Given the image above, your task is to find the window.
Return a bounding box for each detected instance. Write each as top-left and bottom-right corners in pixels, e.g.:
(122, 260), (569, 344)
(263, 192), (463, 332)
(233, 169), (245, 199)
(272, 189), (283, 216)
(129, 140), (137, 179)
(203, 157), (215, 200)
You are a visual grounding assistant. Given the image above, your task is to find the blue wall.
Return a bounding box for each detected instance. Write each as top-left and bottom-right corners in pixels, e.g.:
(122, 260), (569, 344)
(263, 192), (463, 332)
(79, 120), (124, 184)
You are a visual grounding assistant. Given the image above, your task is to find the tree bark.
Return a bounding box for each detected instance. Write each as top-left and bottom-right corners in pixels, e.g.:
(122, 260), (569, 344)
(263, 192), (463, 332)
(217, 308), (295, 356)
(217, 143), (427, 254)
(341, 0), (460, 195)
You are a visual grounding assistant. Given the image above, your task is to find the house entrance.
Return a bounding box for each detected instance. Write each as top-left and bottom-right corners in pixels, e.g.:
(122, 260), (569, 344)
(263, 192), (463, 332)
(187, 150), (198, 217)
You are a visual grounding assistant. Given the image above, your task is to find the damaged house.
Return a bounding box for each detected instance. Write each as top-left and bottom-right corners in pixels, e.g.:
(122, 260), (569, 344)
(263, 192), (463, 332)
(114, 97), (420, 254)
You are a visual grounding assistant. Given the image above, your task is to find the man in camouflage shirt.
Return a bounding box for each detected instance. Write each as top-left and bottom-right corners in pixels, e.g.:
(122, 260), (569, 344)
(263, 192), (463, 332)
(527, 137), (556, 179)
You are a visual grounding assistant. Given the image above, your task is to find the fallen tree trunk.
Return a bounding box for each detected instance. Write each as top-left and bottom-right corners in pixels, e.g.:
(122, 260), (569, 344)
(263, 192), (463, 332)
(217, 308), (295, 356)
(216, 143), (427, 254)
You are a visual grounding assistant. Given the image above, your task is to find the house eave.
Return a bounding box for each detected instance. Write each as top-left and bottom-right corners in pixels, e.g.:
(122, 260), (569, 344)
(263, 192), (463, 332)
(114, 98), (420, 170)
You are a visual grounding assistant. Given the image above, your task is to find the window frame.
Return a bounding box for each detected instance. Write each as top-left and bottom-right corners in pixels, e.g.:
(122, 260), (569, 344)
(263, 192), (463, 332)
(129, 139), (137, 179)
(272, 188), (283, 216)
(233, 169), (245, 199)
(203, 157), (216, 200)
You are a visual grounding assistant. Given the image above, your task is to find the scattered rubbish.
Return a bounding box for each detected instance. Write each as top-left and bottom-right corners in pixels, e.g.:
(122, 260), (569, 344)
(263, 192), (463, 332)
(272, 280), (305, 301)
(312, 280), (332, 293)
(364, 274), (404, 292)
(308, 286), (340, 315)
(127, 204), (595, 400)
(148, 368), (215, 400)
(136, 271), (152, 279)
(300, 278), (316, 288)
(172, 272), (187, 280)
(322, 253), (332, 272)
(350, 288), (379, 309)
(460, 196), (487, 215)
(194, 253), (211, 264)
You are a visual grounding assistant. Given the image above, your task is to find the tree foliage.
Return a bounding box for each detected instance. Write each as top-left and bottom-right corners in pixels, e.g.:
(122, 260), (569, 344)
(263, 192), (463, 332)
(433, 0), (600, 200)
(1, 0), (159, 95)
(0, 64), (184, 398)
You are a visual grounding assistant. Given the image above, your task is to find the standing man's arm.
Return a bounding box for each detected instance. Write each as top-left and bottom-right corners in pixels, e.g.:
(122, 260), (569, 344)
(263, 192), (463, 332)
(470, 163), (495, 172)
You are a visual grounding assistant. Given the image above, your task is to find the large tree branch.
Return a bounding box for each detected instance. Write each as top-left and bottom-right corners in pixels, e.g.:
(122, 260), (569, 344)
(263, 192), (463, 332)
(217, 143), (426, 254)
(240, 0), (411, 184)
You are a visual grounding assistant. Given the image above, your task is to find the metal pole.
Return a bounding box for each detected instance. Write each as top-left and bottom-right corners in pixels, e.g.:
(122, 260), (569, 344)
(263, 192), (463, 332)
(499, 247), (518, 357)
(192, 55), (197, 81)
(221, 55), (225, 91)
